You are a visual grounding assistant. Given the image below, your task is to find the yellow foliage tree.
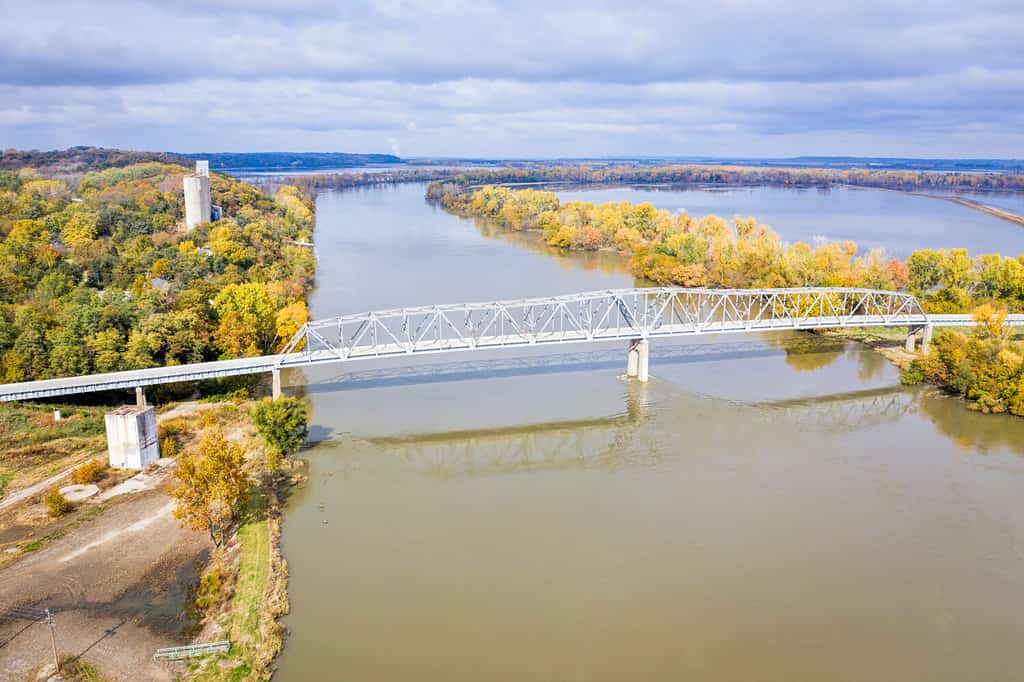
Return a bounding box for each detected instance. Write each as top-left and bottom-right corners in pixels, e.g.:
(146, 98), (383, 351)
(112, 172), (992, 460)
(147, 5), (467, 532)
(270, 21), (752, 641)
(61, 211), (99, 248)
(275, 300), (309, 350)
(171, 428), (249, 547)
(973, 303), (1010, 342)
(213, 282), (277, 357)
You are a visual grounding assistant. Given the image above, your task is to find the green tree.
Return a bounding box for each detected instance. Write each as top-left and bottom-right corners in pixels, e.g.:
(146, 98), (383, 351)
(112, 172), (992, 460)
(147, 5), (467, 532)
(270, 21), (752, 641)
(904, 249), (944, 294)
(252, 396), (308, 470)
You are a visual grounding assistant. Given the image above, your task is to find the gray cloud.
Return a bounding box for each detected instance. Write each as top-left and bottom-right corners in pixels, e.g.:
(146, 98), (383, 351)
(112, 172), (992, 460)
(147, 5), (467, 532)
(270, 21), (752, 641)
(1, 0), (1022, 156)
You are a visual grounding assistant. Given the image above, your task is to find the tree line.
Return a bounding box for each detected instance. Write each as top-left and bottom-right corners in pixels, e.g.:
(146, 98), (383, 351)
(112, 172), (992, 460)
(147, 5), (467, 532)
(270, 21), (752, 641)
(287, 162), (1024, 196)
(432, 184), (1024, 313)
(0, 160), (315, 387)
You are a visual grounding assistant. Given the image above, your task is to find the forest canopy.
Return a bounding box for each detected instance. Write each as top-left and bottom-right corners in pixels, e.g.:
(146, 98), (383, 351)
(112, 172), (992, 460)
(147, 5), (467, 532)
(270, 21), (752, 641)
(0, 160), (314, 384)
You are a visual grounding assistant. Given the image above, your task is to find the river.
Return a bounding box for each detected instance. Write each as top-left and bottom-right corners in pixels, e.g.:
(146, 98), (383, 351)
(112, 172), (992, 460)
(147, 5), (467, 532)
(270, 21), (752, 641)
(277, 183), (1024, 681)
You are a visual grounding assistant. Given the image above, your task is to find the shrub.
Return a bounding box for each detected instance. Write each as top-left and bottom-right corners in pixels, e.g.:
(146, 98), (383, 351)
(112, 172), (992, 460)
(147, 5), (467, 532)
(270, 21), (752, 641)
(194, 567), (225, 613)
(71, 459), (104, 484)
(198, 410), (219, 429)
(900, 360), (926, 385)
(45, 490), (72, 517)
(252, 397), (309, 469)
(157, 418), (187, 442)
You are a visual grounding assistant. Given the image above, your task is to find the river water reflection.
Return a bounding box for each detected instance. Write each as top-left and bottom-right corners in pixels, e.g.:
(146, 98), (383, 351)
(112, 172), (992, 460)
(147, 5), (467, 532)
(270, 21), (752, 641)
(277, 183), (1024, 681)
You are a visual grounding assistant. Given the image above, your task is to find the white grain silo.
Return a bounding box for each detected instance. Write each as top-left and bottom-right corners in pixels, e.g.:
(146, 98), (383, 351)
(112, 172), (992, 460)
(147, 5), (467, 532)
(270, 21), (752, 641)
(183, 160), (212, 232)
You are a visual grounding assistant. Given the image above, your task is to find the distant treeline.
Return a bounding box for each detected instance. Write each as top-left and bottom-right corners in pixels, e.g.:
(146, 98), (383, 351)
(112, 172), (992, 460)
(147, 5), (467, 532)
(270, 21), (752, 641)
(191, 152), (401, 171)
(282, 169), (461, 194)
(425, 164), (1024, 192)
(0, 146), (190, 173)
(288, 163), (1024, 196)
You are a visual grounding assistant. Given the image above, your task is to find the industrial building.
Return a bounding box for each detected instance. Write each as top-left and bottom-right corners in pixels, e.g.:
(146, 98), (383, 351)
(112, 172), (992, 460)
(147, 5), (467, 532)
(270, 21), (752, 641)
(105, 404), (160, 469)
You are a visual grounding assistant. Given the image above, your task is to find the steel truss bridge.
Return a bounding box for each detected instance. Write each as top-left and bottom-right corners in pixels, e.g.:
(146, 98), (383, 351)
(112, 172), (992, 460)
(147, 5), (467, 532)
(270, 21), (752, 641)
(2, 287), (1022, 402)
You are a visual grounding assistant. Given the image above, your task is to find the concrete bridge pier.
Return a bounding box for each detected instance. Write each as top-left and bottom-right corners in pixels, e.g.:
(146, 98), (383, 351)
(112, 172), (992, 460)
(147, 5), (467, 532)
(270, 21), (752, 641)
(921, 324), (933, 353)
(135, 387), (146, 408)
(271, 369), (282, 400)
(905, 325), (935, 354)
(626, 339), (649, 382)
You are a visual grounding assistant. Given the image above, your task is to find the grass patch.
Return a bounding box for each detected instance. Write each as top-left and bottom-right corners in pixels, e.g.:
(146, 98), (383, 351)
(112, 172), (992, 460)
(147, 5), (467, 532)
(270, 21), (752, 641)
(0, 403), (106, 450)
(185, 485), (274, 682)
(0, 471), (13, 497)
(22, 530), (65, 553)
(229, 519), (270, 641)
(58, 655), (110, 681)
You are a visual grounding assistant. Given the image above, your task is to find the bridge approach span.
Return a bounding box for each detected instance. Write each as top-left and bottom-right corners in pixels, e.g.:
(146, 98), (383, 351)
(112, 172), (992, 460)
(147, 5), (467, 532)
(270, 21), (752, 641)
(2, 287), (1021, 402)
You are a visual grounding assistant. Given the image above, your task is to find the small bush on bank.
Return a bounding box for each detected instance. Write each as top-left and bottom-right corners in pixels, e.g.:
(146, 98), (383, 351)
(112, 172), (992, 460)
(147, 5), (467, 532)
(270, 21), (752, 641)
(71, 459), (104, 484)
(901, 360), (926, 385)
(45, 491), (72, 517)
(194, 566), (226, 614)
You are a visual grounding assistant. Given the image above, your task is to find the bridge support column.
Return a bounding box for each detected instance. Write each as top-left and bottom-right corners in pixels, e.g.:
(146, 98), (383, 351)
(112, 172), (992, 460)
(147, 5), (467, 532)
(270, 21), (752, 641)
(271, 369), (282, 400)
(636, 340), (649, 382)
(905, 330), (916, 353)
(135, 387), (146, 408)
(920, 324), (933, 354)
(627, 339), (649, 382)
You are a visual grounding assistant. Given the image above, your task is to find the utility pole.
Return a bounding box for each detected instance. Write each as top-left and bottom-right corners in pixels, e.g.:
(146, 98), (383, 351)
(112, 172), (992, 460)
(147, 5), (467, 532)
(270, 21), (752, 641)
(45, 608), (59, 674)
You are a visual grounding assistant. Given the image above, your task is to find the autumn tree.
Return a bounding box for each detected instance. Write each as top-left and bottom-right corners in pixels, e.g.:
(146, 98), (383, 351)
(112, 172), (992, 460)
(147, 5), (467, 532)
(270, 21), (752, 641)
(274, 300), (309, 350)
(212, 282), (276, 357)
(172, 427), (249, 547)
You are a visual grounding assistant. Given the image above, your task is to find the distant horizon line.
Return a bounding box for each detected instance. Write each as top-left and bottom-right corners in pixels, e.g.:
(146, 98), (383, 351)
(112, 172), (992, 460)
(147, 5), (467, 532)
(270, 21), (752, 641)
(5, 147), (1022, 164)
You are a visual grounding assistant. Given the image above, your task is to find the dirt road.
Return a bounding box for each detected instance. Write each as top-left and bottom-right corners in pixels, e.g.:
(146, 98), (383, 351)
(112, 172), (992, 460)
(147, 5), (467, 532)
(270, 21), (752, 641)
(0, 487), (209, 681)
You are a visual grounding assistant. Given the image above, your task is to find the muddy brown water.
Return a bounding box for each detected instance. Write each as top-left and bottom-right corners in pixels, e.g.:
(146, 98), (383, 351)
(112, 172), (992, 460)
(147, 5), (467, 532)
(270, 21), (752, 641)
(276, 183), (1024, 681)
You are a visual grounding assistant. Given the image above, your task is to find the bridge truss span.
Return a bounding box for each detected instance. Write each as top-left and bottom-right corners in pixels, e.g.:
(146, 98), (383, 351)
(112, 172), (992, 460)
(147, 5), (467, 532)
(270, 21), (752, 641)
(5, 287), (1019, 402)
(279, 287), (930, 365)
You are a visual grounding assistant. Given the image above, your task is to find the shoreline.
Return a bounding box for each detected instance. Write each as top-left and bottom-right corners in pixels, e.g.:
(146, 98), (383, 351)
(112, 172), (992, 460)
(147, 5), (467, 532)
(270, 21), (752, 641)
(842, 184), (1024, 227)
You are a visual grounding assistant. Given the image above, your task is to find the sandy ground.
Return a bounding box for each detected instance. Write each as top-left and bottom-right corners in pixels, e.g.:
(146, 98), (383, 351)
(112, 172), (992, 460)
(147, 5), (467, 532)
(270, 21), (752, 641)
(0, 486), (209, 681)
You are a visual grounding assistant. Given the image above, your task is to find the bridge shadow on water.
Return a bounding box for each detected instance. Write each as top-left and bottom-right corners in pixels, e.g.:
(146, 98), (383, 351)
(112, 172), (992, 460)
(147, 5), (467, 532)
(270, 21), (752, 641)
(324, 383), (925, 479)
(295, 338), (814, 395)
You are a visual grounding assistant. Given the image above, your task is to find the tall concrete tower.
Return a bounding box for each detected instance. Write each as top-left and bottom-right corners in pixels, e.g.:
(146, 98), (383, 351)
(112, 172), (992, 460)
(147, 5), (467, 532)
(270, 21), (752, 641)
(183, 160), (212, 232)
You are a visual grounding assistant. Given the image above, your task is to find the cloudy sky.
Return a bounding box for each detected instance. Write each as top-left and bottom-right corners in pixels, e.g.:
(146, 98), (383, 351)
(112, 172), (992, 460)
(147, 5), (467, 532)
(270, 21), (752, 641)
(2, 0), (1023, 158)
